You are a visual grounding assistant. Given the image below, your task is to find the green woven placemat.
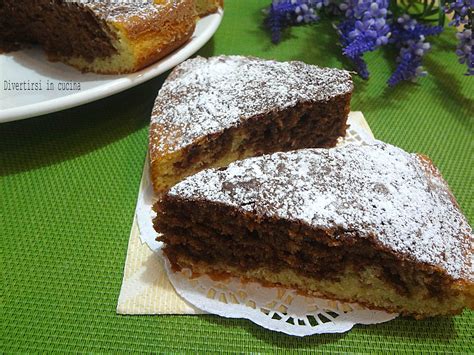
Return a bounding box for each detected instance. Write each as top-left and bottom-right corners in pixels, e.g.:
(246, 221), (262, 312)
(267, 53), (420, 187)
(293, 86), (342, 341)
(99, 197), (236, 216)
(1, 0), (473, 352)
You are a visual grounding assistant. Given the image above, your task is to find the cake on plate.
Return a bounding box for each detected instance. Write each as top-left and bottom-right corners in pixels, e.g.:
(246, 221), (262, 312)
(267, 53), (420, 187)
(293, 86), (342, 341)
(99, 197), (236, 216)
(196, 0), (223, 16)
(154, 142), (474, 318)
(0, 0), (211, 74)
(149, 55), (353, 193)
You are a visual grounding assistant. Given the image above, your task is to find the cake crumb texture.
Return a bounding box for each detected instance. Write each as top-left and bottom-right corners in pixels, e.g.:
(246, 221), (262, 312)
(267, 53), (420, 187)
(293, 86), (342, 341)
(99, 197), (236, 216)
(168, 142), (473, 282)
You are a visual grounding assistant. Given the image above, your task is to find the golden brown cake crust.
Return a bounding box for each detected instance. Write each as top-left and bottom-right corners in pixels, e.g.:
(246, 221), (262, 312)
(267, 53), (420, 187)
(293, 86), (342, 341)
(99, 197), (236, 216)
(171, 256), (473, 318)
(74, 0), (198, 73)
(0, 0), (201, 74)
(195, 0), (223, 17)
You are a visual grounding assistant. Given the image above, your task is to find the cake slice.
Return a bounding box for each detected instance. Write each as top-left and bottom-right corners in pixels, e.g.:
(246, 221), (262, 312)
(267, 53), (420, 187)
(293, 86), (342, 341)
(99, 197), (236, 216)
(0, 0), (197, 74)
(154, 142), (474, 318)
(149, 55), (353, 193)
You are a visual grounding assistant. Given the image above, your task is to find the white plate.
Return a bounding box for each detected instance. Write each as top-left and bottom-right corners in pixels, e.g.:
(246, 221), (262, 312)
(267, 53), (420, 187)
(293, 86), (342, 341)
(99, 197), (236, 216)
(0, 10), (223, 123)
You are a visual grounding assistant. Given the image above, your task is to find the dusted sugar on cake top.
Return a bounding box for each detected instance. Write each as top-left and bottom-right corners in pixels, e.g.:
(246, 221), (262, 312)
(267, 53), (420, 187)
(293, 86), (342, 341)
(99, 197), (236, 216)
(149, 55), (353, 193)
(155, 142), (473, 318)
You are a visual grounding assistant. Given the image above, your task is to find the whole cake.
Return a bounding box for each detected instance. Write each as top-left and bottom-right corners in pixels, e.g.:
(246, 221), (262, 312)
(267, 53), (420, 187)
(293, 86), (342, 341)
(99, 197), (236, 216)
(0, 0), (202, 74)
(149, 55), (353, 193)
(154, 142), (474, 318)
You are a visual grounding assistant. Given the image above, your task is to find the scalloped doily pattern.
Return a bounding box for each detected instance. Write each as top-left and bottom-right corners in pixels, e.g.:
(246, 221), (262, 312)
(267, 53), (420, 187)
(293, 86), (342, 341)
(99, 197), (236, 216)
(163, 255), (398, 336)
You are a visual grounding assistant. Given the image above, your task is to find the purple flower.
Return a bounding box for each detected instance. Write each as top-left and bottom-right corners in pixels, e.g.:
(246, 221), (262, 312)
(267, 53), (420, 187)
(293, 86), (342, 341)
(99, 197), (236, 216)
(445, 0), (473, 27)
(263, 0), (470, 84)
(388, 15), (442, 86)
(352, 55), (370, 79)
(445, 0), (473, 75)
(391, 14), (443, 41)
(387, 37), (430, 86)
(455, 29), (474, 75)
(264, 0), (323, 43)
(294, 2), (318, 24)
(337, 0), (390, 78)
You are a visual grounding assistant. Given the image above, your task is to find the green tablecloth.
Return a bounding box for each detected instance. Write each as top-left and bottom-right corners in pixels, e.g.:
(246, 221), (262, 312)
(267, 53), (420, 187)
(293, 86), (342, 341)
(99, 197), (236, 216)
(2, 1), (473, 352)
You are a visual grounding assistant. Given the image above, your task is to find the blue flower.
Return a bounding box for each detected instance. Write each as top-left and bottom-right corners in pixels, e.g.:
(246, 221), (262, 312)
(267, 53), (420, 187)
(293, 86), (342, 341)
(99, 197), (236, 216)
(352, 55), (370, 79)
(445, 0), (473, 27)
(388, 15), (442, 86)
(337, 0), (390, 78)
(445, 0), (473, 75)
(264, 0), (323, 43)
(455, 29), (474, 75)
(264, 0), (470, 84)
(391, 14), (443, 42)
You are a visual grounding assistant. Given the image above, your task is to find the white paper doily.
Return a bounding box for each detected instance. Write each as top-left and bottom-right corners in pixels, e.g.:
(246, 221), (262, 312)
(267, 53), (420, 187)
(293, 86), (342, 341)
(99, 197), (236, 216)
(161, 253), (397, 336)
(135, 112), (398, 336)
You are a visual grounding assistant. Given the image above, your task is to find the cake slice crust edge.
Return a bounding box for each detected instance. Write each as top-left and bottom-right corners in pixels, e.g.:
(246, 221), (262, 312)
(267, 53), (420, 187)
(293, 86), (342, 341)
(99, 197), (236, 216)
(169, 254), (473, 318)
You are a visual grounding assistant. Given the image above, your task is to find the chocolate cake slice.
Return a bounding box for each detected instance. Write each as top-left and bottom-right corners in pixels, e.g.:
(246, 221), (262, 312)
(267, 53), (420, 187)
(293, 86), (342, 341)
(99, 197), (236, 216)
(155, 142), (474, 318)
(0, 0), (197, 74)
(149, 55), (353, 193)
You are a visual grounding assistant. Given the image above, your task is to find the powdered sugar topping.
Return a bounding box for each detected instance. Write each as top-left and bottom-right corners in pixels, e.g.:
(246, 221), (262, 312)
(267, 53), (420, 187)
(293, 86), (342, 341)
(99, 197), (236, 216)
(83, 0), (169, 22)
(150, 56), (353, 156)
(168, 142), (473, 280)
